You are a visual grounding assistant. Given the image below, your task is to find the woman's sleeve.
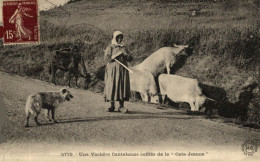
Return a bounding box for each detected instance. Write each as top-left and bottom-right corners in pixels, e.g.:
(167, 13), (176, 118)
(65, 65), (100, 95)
(104, 46), (112, 62)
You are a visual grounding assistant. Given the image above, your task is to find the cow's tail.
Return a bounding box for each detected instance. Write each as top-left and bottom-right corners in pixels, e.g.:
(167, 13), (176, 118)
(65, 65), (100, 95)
(195, 81), (203, 96)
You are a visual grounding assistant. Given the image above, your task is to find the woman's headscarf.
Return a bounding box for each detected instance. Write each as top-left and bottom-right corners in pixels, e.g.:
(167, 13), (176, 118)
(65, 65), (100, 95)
(111, 31), (124, 47)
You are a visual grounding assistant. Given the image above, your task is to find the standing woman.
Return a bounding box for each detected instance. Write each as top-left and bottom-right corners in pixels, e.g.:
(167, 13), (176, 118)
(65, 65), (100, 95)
(104, 31), (132, 113)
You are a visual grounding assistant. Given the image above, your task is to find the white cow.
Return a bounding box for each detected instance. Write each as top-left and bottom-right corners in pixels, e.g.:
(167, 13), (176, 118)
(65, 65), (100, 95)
(129, 67), (159, 103)
(159, 74), (214, 111)
(135, 44), (189, 76)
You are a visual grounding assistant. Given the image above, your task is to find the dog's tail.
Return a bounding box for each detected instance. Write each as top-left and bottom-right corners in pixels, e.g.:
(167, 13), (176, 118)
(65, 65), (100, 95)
(25, 95), (37, 116)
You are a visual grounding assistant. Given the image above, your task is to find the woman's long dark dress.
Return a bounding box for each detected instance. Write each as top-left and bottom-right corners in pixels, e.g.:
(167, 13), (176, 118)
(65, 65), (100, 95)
(104, 44), (131, 102)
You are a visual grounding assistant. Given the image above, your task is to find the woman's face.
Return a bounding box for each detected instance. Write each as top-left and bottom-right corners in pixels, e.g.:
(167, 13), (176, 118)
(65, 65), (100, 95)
(116, 35), (123, 44)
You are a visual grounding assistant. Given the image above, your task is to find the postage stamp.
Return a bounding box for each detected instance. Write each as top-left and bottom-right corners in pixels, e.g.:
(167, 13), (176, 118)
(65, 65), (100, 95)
(242, 139), (258, 156)
(2, 0), (39, 45)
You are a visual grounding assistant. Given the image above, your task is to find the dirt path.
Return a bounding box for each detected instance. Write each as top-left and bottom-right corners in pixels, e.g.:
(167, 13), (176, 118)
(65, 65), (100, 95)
(0, 71), (259, 161)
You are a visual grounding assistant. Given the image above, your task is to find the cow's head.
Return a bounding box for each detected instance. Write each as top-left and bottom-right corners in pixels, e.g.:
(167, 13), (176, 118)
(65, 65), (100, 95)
(173, 44), (189, 57)
(150, 93), (160, 104)
(173, 44), (189, 54)
(194, 95), (215, 111)
(194, 95), (207, 111)
(147, 73), (159, 104)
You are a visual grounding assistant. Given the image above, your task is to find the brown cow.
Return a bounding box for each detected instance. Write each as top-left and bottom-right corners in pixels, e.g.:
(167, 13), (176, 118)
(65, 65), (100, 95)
(49, 48), (90, 87)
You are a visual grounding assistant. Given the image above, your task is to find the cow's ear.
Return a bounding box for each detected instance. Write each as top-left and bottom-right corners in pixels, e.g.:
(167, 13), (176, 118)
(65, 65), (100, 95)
(62, 89), (67, 94)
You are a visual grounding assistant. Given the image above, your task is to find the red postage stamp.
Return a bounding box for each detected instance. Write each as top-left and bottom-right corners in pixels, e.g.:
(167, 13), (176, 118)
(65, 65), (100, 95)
(2, 0), (39, 45)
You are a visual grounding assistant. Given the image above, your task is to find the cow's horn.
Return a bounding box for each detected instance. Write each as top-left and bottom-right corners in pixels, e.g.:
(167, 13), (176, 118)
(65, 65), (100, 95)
(206, 97), (215, 101)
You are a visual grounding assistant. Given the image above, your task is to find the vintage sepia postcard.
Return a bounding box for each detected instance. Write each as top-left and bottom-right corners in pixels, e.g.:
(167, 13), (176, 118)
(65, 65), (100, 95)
(0, 0), (259, 161)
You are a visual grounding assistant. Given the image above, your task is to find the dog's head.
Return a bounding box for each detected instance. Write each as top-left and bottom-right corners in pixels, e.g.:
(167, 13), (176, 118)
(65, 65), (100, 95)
(59, 88), (73, 101)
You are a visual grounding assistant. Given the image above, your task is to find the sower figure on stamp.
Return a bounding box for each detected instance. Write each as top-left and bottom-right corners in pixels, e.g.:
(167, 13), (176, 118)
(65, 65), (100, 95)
(104, 31), (132, 113)
(9, 3), (33, 41)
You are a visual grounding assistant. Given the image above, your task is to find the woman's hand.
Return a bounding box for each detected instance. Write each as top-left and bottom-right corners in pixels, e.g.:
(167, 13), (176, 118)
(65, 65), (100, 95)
(126, 55), (133, 62)
(111, 51), (124, 60)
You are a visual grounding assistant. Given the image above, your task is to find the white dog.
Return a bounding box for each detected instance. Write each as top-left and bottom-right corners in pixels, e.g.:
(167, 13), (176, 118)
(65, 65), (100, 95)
(24, 88), (73, 127)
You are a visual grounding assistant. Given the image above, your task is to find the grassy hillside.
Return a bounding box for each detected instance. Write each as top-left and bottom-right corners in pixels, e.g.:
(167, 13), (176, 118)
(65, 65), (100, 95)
(0, 0), (259, 127)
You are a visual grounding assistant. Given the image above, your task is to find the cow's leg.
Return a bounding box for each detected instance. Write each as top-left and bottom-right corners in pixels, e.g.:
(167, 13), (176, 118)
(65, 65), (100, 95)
(53, 67), (57, 85)
(140, 93), (145, 101)
(68, 72), (72, 87)
(140, 93), (148, 102)
(50, 66), (53, 83)
(51, 66), (57, 85)
(195, 100), (200, 112)
(161, 94), (166, 104)
(188, 101), (196, 111)
(144, 94), (149, 102)
(166, 62), (171, 74)
(53, 73), (56, 84)
(159, 80), (166, 104)
(75, 76), (79, 87)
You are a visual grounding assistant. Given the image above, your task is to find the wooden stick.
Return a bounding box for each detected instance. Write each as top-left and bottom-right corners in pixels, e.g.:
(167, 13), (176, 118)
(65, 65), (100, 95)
(114, 59), (133, 73)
